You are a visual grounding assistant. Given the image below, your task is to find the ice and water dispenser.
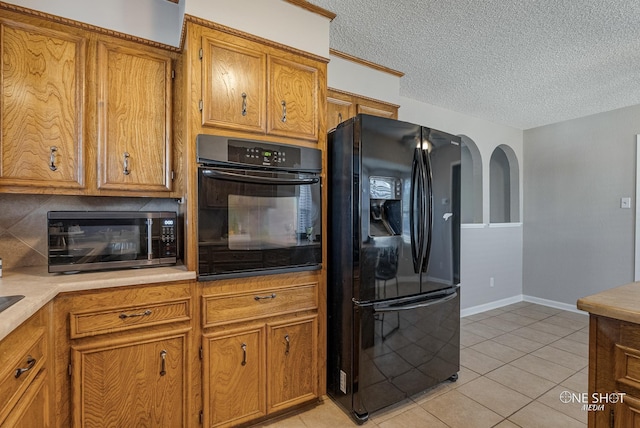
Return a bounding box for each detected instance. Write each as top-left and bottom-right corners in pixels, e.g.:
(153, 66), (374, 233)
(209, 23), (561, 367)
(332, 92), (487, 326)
(369, 176), (402, 237)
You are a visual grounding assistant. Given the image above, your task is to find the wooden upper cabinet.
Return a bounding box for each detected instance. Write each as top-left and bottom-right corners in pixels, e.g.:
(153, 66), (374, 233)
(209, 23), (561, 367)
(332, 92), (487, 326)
(327, 92), (353, 131)
(267, 56), (318, 141)
(96, 39), (172, 192)
(0, 19), (85, 189)
(197, 24), (322, 143)
(201, 36), (266, 133)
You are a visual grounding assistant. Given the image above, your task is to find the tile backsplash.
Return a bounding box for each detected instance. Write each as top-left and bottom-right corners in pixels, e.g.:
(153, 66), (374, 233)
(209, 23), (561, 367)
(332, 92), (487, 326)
(0, 194), (179, 270)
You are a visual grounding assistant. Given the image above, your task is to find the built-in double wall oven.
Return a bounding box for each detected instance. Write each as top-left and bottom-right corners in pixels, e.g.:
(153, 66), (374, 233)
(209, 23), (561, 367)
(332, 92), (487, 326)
(196, 134), (322, 279)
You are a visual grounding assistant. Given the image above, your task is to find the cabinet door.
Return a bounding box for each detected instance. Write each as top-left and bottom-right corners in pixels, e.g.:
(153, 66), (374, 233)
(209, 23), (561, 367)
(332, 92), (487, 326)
(267, 57), (318, 141)
(204, 326), (266, 427)
(71, 333), (186, 428)
(267, 316), (317, 412)
(615, 395), (640, 427)
(327, 94), (353, 131)
(96, 40), (172, 192)
(0, 19), (84, 189)
(0, 370), (49, 428)
(356, 102), (397, 119)
(201, 36), (266, 133)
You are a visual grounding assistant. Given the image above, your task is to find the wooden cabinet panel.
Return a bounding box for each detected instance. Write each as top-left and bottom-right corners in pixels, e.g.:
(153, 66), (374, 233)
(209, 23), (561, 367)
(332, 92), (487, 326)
(96, 40), (172, 192)
(201, 37), (266, 132)
(71, 333), (186, 428)
(69, 297), (191, 338)
(0, 370), (49, 428)
(615, 395), (640, 427)
(267, 56), (318, 141)
(204, 326), (266, 427)
(267, 316), (317, 412)
(356, 102), (397, 119)
(0, 19), (84, 189)
(202, 282), (318, 327)
(327, 94), (352, 131)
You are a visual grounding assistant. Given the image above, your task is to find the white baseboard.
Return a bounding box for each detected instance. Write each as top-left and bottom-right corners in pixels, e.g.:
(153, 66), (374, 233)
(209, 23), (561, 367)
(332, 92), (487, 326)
(461, 294), (587, 317)
(522, 295), (585, 314)
(461, 295), (524, 317)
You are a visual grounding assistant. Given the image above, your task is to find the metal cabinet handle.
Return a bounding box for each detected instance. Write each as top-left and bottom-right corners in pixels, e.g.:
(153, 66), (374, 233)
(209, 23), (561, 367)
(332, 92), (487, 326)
(119, 309), (152, 319)
(280, 100), (287, 122)
(284, 334), (290, 355)
(49, 146), (58, 171)
(160, 350), (167, 376)
(241, 343), (247, 366)
(254, 293), (276, 301)
(123, 152), (130, 175)
(338, 113), (343, 123)
(15, 356), (36, 378)
(241, 92), (247, 116)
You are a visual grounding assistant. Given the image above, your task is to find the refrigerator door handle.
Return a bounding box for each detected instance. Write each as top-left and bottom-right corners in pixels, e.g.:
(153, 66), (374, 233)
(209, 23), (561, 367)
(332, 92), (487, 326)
(421, 147), (434, 272)
(374, 291), (458, 312)
(410, 148), (421, 272)
(417, 146), (429, 271)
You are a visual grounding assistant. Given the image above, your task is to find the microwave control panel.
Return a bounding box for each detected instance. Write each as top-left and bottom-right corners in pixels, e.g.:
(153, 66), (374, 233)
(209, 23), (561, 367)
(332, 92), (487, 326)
(160, 218), (177, 257)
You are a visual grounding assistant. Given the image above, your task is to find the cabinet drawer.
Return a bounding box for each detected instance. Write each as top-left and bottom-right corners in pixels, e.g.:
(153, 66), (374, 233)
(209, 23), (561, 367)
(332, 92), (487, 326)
(70, 298), (191, 338)
(0, 330), (46, 423)
(203, 283), (317, 328)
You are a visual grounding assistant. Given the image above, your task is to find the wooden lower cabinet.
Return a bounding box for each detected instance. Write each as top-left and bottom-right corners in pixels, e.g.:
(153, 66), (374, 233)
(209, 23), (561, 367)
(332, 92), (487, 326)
(201, 272), (321, 427)
(53, 280), (194, 428)
(204, 325), (266, 427)
(71, 332), (187, 428)
(203, 315), (318, 428)
(588, 315), (640, 427)
(0, 304), (51, 428)
(267, 316), (318, 412)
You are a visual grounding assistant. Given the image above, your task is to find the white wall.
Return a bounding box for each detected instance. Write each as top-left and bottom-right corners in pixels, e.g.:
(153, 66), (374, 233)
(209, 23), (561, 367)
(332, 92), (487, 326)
(523, 104), (640, 306)
(6, 0), (183, 46)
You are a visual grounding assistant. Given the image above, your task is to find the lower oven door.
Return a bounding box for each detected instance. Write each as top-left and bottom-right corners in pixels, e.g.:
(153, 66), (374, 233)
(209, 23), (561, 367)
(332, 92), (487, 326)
(197, 166), (322, 278)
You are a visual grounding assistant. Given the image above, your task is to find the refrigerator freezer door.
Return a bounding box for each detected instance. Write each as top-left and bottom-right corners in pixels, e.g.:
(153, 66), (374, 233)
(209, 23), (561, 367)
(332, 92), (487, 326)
(352, 287), (460, 418)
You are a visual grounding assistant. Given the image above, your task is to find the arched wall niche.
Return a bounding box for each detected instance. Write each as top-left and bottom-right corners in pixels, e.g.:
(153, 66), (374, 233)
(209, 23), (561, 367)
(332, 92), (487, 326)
(459, 135), (483, 223)
(490, 144), (520, 223)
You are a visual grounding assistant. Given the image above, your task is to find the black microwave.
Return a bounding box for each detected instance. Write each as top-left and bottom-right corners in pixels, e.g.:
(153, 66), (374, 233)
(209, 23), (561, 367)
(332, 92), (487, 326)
(47, 211), (177, 274)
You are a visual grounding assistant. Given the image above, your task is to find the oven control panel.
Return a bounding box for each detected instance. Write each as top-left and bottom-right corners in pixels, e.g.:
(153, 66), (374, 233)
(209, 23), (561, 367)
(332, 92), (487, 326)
(227, 141), (301, 168)
(160, 218), (177, 257)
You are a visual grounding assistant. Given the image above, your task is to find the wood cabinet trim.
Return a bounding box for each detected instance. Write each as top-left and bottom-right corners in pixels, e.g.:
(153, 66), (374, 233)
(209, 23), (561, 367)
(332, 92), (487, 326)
(283, 0), (336, 20)
(330, 48), (404, 77)
(0, 1), (180, 53)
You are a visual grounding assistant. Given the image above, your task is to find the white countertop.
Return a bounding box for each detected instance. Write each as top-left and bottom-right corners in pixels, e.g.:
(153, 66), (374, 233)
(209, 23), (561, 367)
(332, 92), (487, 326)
(0, 264), (196, 342)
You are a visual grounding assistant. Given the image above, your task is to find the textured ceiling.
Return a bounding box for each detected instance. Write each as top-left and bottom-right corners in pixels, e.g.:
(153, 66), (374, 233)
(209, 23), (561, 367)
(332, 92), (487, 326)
(307, 0), (640, 130)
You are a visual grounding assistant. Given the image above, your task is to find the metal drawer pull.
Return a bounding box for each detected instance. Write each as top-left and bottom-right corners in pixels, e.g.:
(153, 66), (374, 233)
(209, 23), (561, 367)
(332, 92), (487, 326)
(49, 146), (58, 171)
(15, 356), (36, 378)
(123, 152), (130, 175)
(338, 113), (343, 123)
(241, 92), (247, 116)
(119, 309), (152, 319)
(284, 334), (290, 355)
(281, 100), (287, 122)
(241, 343), (247, 366)
(254, 293), (276, 301)
(160, 350), (167, 376)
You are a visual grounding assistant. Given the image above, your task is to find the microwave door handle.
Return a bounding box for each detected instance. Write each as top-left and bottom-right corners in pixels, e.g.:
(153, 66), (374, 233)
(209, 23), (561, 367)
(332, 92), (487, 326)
(201, 169), (319, 185)
(146, 218), (153, 260)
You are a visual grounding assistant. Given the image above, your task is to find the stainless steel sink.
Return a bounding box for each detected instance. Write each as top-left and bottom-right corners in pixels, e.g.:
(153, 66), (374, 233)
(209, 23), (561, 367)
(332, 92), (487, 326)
(0, 295), (25, 313)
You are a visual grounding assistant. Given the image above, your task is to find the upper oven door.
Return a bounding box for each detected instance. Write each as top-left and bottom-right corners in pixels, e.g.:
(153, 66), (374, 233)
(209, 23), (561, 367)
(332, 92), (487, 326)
(197, 166), (322, 278)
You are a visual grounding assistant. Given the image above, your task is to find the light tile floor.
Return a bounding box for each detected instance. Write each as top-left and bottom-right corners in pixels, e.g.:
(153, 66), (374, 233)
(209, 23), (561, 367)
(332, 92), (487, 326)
(254, 301), (590, 428)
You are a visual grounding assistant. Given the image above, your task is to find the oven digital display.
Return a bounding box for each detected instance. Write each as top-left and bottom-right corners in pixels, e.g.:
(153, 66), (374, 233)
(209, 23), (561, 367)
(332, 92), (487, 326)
(163, 219), (174, 226)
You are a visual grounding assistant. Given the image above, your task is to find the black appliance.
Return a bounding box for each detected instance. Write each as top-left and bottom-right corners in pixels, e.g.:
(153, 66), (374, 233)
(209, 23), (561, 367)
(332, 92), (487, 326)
(196, 134), (322, 279)
(47, 211), (177, 273)
(327, 114), (461, 423)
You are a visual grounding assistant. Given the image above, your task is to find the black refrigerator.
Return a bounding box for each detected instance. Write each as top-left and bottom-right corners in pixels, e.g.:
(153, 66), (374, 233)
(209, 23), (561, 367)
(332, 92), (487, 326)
(327, 114), (461, 423)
